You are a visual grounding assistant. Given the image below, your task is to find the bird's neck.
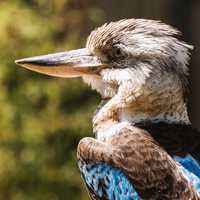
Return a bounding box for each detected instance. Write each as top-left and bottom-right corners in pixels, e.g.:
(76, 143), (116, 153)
(84, 72), (190, 141)
(94, 99), (190, 141)
(118, 103), (190, 125)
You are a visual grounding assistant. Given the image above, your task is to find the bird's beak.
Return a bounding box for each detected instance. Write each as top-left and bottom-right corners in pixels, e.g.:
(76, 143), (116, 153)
(15, 48), (107, 78)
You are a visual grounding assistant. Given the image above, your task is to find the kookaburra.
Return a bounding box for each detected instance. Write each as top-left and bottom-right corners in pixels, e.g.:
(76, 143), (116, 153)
(15, 19), (200, 200)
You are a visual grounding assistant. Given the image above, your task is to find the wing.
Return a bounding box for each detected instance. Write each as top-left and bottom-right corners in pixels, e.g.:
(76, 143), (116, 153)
(136, 122), (200, 195)
(78, 160), (139, 200)
(77, 123), (199, 200)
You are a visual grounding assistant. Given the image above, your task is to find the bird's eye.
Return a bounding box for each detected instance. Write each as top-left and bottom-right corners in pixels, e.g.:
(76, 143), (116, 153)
(113, 48), (123, 57)
(105, 46), (126, 61)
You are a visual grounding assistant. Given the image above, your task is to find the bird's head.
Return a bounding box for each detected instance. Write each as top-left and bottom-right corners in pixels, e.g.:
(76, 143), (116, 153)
(16, 19), (193, 126)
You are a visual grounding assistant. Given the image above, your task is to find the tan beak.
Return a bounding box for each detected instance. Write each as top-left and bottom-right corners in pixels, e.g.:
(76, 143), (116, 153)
(15, 48), (107, 78)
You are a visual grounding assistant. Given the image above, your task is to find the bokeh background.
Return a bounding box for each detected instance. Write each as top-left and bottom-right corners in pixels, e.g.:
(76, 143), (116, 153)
(0, 0), (200, 199)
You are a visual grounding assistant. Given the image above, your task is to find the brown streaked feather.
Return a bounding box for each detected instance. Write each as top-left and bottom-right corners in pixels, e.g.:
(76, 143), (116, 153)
(77, 124), (199, 200)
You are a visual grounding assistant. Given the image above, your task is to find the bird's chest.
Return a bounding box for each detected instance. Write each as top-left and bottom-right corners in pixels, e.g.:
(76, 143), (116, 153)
(78, 160), (139, 200)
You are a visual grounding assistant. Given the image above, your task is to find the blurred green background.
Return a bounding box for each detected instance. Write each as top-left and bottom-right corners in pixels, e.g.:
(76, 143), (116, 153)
(0, 0), (200, 199)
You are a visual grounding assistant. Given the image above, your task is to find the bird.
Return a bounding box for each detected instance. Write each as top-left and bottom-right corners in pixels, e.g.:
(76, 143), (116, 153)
(15, 18), (200, 199)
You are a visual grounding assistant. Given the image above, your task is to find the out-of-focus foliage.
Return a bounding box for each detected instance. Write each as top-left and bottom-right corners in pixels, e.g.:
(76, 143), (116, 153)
(0, 1), (105, 199)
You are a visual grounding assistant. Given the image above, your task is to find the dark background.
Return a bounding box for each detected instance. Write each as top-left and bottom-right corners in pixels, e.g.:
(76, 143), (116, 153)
(0, 0), (199, 199)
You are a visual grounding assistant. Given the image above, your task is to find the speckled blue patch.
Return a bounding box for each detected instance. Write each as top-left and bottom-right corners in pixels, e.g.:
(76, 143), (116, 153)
(78, 161), (140, 200)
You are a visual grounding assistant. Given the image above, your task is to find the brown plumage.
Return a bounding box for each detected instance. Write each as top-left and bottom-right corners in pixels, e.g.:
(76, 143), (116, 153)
(77, 123), (200, 200)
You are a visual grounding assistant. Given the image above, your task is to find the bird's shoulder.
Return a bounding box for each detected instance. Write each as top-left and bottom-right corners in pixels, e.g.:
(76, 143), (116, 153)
(135, 122), (200, 162)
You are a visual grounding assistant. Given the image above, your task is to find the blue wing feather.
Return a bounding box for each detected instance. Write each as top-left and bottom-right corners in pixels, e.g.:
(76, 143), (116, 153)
(174, 155), (200, 195)
(174, 155), (200, 178)
(78, 161), (139, 200)
(78, 155), (200, 199)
